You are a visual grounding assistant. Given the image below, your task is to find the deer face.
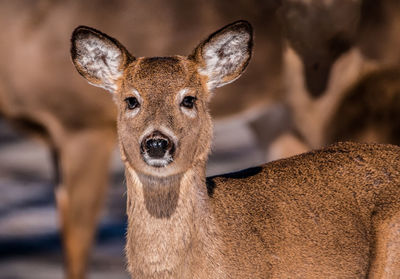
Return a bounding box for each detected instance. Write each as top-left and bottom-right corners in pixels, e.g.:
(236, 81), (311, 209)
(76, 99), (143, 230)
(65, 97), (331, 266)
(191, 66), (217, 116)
(279, 0), (361, 97)
(71, 21), (252, 177)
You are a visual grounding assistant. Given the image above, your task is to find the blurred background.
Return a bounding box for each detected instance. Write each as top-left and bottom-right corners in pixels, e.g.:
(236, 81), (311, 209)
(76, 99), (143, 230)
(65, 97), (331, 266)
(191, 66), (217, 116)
(0, 0), (400, 278)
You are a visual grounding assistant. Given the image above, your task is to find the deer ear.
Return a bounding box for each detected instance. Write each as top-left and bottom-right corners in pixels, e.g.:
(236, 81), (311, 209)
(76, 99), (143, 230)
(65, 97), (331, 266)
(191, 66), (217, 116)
(191, 20), (253, 91)
(70, 26), (133, 93)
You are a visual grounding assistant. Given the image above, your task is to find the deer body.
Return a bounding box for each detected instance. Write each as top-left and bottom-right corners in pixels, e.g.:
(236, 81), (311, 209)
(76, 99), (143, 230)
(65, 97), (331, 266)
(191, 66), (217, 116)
(71, 21), (400, 278)
(120, 142), (400, 278)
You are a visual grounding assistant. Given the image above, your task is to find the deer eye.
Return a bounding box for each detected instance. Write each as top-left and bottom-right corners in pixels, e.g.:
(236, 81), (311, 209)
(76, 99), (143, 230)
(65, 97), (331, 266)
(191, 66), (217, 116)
(125, 97), (140, 110)
(180, 96), (196, 109)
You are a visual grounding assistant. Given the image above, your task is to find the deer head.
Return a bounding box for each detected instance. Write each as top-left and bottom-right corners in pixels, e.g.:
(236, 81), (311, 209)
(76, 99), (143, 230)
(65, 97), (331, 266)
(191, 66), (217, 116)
(71, 21), (253, 178)
(279, 0), (362, 97)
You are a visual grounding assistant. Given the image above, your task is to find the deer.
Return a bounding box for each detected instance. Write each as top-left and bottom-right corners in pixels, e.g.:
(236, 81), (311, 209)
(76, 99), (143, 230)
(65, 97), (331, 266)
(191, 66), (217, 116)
(263, 0), (400, 161)
(70, 20), (400, 278)
(276, 0), (368, 149)
(327, 67), (400, 145)
(247, 0), (370, 161)
(326, 0), (400, 146)
(0, 1), (284, 278)
(0, 2), (118, 278)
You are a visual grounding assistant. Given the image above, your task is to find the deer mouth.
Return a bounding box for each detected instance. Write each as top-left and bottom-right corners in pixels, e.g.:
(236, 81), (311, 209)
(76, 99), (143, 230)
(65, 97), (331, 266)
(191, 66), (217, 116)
(141, 152), (174, 168)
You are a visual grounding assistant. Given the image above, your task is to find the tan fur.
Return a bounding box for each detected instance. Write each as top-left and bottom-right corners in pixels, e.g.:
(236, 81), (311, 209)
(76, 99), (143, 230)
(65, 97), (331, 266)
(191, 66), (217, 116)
(71, 22), (400, 278)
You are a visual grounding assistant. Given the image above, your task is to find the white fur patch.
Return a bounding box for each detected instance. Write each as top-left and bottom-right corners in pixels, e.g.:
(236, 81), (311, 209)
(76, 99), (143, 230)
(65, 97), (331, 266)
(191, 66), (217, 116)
(199, 31), (250, 91)
(126, 165), (143, 189)
(158, 126), (179, 146)
(142, 153), (173, 168)
(178, 88), (189, 100)
(75, 35), (123, 93)
(140, 125), (154, 145)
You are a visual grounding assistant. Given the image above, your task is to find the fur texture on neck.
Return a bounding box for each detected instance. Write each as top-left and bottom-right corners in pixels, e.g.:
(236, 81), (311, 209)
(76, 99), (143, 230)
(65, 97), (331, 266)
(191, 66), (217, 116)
(123, 161), (225, 278)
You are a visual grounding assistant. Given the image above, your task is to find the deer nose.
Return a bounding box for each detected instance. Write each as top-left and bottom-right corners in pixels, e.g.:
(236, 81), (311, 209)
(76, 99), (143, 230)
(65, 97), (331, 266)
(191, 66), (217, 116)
(141, 131), (174, 159)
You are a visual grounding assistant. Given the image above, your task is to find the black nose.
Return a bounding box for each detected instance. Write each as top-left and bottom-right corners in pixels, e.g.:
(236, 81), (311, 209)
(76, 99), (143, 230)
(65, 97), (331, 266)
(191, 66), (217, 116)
(141, 131), (174, 159)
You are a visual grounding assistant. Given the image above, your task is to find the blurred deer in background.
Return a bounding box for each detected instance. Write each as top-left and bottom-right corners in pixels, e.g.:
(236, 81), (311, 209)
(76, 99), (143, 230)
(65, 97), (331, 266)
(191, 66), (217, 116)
(327, 0), (400, 145)
(267, 0), (400, 161)
(71, 21), (400, 278)
(277, 0), (369, 151)
(0, 1), (283, 278)
(250, 0), (368, 160)
(327, 68), (400, 144)
(0, 2), (118, 278)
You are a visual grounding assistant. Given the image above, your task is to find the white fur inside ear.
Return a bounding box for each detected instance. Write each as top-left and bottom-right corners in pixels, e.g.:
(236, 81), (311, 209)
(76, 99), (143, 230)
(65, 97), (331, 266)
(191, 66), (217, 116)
(75, 35), (123, 93)
(199, 31), (250, 91)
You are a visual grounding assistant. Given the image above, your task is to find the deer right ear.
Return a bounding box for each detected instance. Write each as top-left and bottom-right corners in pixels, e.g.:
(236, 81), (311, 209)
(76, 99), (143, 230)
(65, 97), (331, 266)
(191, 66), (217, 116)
(70, 26), (133, 93)
(191, 20), (253, 92)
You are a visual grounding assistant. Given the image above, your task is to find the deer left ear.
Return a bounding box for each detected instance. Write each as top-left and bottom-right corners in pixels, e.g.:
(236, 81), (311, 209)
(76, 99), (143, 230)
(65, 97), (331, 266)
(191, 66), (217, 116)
(71, 26), (133, 93)
(191, 20), (253, 91)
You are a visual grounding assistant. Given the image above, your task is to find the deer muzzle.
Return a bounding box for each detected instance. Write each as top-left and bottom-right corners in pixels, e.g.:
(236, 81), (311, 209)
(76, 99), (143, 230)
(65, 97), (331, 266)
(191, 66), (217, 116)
(140, 131), (175, 167)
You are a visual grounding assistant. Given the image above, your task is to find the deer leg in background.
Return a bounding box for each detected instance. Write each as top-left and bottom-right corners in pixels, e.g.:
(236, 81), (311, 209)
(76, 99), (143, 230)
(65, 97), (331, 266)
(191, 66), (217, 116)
(55, 128), (116, 279)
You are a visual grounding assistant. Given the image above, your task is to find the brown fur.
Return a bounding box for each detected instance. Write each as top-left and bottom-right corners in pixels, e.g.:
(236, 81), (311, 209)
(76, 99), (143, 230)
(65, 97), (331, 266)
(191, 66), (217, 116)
(71, 22), (400, 278)
(208, 142), (400, 278)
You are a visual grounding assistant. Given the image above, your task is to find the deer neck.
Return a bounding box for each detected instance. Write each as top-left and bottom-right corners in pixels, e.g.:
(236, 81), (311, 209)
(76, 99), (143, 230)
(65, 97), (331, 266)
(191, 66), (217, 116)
(124, 161), (222, 277)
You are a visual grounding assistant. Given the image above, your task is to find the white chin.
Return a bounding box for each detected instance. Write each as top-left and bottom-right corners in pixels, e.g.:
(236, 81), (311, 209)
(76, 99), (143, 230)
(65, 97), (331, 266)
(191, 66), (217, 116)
(143, 157), (172, 168)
